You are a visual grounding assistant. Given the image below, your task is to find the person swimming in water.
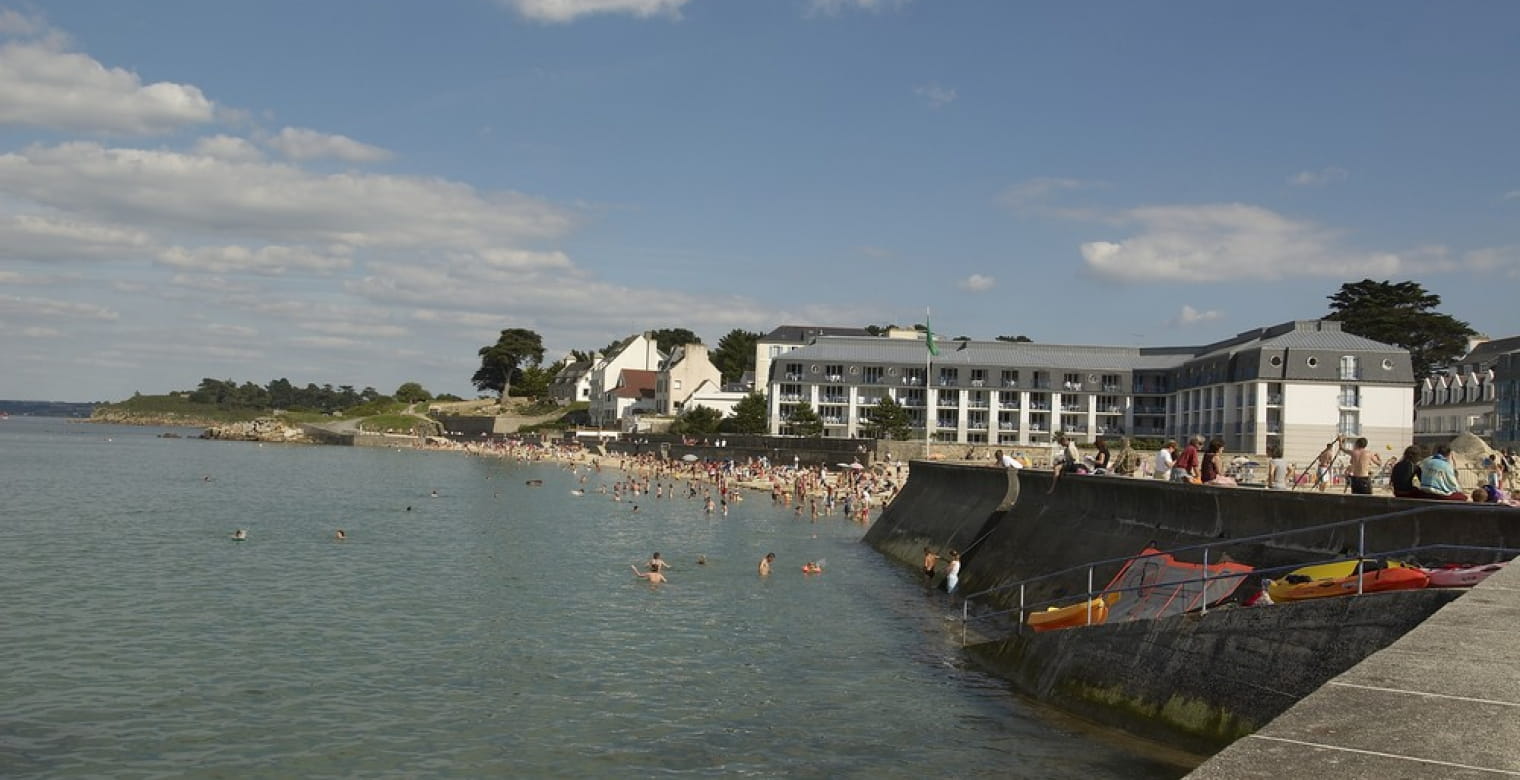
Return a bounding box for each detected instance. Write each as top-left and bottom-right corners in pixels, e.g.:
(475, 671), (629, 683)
(631, 563), (667, 584)
(430, 489), (439, 498)
(647, 553), (671, 571)
(231, 529), (247, 541)
(802, 561), (822, 575)
(334, 529), (346, 541)
(758, 552), (775, 576)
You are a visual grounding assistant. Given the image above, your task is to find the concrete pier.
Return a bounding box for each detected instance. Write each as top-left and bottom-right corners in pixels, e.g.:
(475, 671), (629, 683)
(1188, 561), (1520, 778)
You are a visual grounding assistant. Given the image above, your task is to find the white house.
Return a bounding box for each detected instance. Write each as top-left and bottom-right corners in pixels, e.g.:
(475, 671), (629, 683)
(588, 333), (665, 427)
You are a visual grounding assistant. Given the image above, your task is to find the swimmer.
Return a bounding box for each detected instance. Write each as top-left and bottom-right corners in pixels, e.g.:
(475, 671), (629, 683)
(570, 489), (585, 496)
(231, 529), (247, 541)
(758, 552), (775, 576)
(631, 563), (667, 584)
(405, 505), (412, 512)
(696, 555), (707, 566)
(648, 553), (671, 571)
(334, 529), (347, 541)
(430, 489), (439, 498)
(802, 561), (822, 575)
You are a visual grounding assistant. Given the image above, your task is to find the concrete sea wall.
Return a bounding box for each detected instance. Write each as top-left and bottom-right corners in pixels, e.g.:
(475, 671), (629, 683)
(866, 462), (1517, 751)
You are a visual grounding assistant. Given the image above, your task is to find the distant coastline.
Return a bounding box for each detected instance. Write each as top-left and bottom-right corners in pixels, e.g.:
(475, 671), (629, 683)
(0, 400), (99, 418)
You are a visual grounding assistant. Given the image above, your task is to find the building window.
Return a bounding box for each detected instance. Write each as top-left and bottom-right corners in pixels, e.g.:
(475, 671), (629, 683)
(1339, 355), (1359, 380)
(825, 364), (844, 382)
(1307, 357), (1319, 368)
(785, 363), (803, 380)
(1001, 370), (1019, 387)
(938, 368), (959, 386)
(970, 369), (986, 387)
(1339, 385), (1359, 408)
(1062, 373), (1082, 391)
(863, 366), (883, 384)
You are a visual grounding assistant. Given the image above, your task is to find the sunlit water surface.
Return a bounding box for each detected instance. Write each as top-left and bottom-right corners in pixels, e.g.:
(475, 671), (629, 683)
(1, 417), (1191, 777)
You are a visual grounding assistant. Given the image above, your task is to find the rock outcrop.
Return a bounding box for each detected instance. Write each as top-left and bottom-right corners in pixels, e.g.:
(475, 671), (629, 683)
(201, 418), (309, 443)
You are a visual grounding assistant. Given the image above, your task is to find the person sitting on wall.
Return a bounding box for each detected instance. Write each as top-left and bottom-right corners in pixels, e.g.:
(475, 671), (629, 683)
(1390, 445), (1425, 498)
(1418, 444), (1468, 501)
(1171, 437), (1202, 483)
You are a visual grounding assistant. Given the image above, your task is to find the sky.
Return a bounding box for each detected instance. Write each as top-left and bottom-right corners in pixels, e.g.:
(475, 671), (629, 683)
(1, 0), (1517, 401)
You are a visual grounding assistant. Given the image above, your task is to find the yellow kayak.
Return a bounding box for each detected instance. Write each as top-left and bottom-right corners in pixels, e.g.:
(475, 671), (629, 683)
(1266, 559), (1407, 602)
(1027, 594), (1118, 632)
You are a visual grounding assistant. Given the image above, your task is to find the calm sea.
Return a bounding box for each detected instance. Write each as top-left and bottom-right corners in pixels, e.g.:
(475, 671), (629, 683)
(0, 417), (1191, 777)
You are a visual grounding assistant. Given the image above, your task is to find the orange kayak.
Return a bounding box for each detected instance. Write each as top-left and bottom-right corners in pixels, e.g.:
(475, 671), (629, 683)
(1028, 595), (1113, 632)
(1269, 566), (1429, 602)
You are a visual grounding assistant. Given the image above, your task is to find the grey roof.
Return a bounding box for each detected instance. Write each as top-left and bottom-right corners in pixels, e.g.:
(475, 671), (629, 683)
(777, 320), (1409, 373)
(551, 360), (591, 384)
(760, 325), (876, 343)
(1460, 335), (1520, 367)
(781, 336), (1190, 371)
(1194, 320), (1405, 358)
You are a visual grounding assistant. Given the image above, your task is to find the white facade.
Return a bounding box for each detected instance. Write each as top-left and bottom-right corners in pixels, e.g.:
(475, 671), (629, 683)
(764, 320), (1415, 463)
(587, 333), (664, 427)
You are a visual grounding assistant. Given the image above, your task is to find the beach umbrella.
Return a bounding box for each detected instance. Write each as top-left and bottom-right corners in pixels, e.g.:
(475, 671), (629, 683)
(681, 454), (699, 462)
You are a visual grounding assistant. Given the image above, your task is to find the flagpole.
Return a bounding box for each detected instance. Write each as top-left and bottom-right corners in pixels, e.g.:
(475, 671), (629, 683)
(924, 306), (932, 460)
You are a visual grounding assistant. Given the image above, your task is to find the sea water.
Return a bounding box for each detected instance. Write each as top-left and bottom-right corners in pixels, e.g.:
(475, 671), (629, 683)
(0, 417), (1192, 777)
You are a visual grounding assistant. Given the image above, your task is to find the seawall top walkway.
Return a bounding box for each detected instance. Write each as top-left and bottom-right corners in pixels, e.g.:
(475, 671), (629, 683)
(1188, 560), (1520, 778)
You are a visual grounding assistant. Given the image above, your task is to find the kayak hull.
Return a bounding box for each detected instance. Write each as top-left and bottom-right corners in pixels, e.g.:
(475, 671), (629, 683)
(1028, 597), (1110, 632)
(1423, 563), (1507, 588)
(1269, 566), (1429, 602)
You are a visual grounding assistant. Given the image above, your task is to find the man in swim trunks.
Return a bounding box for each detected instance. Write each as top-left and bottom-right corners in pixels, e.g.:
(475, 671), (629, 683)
(1339, 436), (1381, 495)
(758, 552), (775, 576)
(922, 547), (938, 580)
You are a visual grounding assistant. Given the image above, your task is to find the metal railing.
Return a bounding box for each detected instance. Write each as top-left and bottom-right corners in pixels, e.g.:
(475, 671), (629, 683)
(957, 504), (1520, 645)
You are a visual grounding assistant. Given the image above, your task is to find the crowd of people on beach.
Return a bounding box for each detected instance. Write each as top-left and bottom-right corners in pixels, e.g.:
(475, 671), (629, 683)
(1033, 431), (1518, 505)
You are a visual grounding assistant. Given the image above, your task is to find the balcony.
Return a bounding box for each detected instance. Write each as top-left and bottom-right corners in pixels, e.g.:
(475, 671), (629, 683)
(1002, 380), (1020, 388)
(999, 402), (1021, 410)
(967, 400), (990, 409)
(821, 395), (847, 405)
(971, 379), (985, 388)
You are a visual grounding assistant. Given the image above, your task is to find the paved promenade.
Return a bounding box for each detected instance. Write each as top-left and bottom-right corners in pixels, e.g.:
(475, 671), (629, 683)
(1189, 561), (1520, 778)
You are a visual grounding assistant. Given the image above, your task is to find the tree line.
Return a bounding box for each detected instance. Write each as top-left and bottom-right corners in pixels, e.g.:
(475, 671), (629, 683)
(182, 378), (456, 413)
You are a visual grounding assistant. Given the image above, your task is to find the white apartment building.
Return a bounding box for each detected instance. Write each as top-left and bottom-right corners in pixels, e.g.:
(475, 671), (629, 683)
(765, 320), (1414, 464)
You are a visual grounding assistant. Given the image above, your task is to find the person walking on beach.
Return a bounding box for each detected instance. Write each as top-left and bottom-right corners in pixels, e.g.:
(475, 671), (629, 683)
(1266, 445), (1288, 490)
(758, 552), (775, 576)
(1339, 436), (1382, 495)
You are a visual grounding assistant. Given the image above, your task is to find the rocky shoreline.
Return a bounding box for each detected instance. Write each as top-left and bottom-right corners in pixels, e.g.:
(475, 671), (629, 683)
(200, 418), (310, 443)
(88, 409), (225, 427)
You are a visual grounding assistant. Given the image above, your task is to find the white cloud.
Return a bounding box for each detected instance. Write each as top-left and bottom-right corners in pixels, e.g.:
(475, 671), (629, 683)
(1170, 305), (1222, 327)
(957, 273), (995, 293)
(298, 320), (409, 339)
(807, 0), (911, 16)
(0, 10), (43, 35)
(0, 214), (153, 262)
(205, 323), (259, 338)
(0, 294), (118, 320)
(159, 244), (355, 275)
(0, 32), (214, 134)
(167, 274), (258, 294)
(1079, 203), (1403, 283)
(264, 127), (393, 163)
(0, 142), (574, 249)
(194, 135), (264, 163)
(1000, 177), (1106, 219)
(1287, 167), (1349, 187)
(504, 0), (691, 23)
(21, 325), (60, 338)
(913, 83), (957, 108)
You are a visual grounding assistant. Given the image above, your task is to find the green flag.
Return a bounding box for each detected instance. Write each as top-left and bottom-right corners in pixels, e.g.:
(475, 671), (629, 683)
(925, 314), (939, 357)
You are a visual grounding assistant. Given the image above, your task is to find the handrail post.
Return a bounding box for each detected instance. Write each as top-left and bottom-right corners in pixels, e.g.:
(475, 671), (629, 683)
(1201, 546), (1209, 615)
(1358, 520), (1366, 596)
(1018, 583), (1026, 635)
(1086, 566), (1094, 625)
(961, 599), (968, 646)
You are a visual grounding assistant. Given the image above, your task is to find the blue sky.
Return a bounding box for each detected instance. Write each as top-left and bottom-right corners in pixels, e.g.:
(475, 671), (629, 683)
(1, 0), (1516, 401)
